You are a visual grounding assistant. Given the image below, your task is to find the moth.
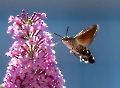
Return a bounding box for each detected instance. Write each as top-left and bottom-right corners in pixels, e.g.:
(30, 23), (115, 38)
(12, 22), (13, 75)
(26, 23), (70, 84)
(54, 24), (99, 64)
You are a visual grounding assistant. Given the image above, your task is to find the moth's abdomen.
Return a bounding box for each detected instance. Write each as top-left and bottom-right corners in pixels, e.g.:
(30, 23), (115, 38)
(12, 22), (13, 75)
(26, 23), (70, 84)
(87, 55), (95, 64)
(76, 46), (95, 64)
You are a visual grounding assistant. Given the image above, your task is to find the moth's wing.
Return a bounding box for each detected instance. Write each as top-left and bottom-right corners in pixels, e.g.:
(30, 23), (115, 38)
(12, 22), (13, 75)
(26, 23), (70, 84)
(74, 24), (99, 47)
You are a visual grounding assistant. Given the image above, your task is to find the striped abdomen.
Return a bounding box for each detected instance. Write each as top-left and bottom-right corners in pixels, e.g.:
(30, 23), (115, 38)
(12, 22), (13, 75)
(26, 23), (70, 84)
(76, 45), (95, 64)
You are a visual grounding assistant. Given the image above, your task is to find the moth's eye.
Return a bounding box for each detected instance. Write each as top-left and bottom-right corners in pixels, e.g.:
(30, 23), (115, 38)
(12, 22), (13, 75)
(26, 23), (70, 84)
(62, 37), (68, 40)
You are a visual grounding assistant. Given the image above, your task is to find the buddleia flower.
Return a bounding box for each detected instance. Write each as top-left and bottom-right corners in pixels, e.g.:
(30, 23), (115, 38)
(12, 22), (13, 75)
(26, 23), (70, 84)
(3, 10), (65, 88)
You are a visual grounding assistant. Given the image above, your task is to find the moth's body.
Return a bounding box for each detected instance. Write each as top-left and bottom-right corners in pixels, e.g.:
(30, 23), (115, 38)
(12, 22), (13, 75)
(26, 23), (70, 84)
(54, 24), (99, 64)
(62, 36), (95, 63)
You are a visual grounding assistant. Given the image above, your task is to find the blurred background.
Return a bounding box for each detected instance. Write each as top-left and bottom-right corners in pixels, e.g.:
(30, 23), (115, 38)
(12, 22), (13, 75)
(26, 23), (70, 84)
(0, 0), (120, 88)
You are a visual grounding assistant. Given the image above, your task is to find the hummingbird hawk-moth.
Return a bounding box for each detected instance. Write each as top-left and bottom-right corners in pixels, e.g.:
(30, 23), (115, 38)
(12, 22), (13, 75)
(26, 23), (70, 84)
(54, 24), (99, 64)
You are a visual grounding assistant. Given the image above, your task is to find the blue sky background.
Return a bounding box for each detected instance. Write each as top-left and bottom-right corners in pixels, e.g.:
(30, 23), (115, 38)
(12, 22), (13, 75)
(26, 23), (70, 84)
(0, 0), (120, 88)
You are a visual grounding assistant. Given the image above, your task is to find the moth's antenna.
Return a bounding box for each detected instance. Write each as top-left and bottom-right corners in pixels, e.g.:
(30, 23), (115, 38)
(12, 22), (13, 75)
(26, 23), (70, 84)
(54, 33), (63, 38)
(66, 26), (69, 36)
(53, 33), (62, 46)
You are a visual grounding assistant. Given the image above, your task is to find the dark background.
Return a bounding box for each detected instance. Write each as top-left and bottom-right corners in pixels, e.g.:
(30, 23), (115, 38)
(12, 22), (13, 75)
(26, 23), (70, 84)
(0, 0), (120, 88)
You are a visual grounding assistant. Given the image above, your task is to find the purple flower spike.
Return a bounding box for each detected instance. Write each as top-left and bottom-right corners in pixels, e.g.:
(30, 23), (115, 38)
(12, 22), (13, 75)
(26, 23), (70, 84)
(3, 10), (65, 88)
